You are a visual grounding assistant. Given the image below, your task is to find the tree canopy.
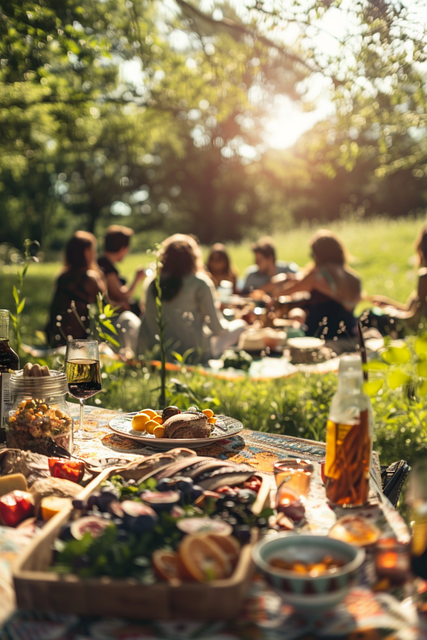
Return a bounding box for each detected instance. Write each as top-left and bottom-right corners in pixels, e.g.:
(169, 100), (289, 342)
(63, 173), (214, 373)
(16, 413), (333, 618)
(1, 0), (426, 251)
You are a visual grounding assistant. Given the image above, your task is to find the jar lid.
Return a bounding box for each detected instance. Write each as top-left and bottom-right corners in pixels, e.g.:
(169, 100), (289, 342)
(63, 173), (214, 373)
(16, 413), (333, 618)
(10, 370), (68, 395)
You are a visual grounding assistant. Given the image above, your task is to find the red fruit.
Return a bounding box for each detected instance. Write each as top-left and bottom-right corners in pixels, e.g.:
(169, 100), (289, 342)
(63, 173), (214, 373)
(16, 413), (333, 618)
(48, 458), (85, 483)
(0, 490), (34, 527)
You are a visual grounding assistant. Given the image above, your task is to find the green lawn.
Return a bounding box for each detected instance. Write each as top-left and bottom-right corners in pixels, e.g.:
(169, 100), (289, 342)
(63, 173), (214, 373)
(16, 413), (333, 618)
(0, 215), (423, 342)
(1, 215), (427, 470)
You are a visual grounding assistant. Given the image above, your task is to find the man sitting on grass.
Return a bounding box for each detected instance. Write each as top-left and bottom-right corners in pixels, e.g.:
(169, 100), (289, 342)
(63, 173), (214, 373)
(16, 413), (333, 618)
(98, 225), (145, 316)
(242, 237), (298, 294)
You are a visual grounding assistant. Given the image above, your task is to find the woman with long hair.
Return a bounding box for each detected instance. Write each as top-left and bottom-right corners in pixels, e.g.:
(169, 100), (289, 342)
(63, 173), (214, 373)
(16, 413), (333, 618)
(206, 243), (237, 292)
(368, 223), (427, 333)
(271, 230), (361, 340)
(47, 231), (106, 346)
(138, 234), (246, 362)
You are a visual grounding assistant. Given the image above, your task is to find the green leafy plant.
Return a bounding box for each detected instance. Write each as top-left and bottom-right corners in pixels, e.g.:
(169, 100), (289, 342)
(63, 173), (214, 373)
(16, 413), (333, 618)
(10, 239), (40, 356)
(150, 246), (167, 409)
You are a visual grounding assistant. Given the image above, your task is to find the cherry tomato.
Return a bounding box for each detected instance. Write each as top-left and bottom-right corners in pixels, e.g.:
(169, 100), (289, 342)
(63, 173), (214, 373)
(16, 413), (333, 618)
(0, 491), (34, 527)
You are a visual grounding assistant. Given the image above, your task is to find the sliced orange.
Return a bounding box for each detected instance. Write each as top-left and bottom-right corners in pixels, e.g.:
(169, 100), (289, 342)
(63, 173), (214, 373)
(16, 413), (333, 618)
(208, 417), (217, 425)
(152, 550), (181, 582)
(202, 408), (214, 418)
(207, 534), (240, 568)
(153, 425), (165, 438)
(145, 419), (158, 435)
(152, 415), (163, 424)
(131, 413), (150, 431)
(41, 496), (71, 521)
(179, 534), (232, 582)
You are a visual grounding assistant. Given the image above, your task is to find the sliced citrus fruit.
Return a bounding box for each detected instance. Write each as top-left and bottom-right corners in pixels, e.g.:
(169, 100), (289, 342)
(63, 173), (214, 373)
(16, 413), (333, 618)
(207, 417), (217, 424)
(131, 413), (150, 431)
(140, 409), (157, 419)
(153, 425), (165, 438)
(145, 419), (158, 435)
(152, 549), (181, 581)
(179, 534), (231, 582)
(202, 408), (214, 418)
(207, 534), (240, 567)
(177, 517), (232, 536)
(41, 496), (72, 521)
(152, 415), (163, 424)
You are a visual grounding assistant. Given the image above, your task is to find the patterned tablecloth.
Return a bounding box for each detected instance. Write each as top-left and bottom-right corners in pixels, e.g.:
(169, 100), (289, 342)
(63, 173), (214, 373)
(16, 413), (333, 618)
(0, 404), (424, 640)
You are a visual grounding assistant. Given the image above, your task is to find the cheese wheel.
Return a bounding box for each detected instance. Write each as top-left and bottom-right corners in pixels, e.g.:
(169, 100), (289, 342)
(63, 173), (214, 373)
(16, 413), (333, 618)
(0, 473), (28, 497)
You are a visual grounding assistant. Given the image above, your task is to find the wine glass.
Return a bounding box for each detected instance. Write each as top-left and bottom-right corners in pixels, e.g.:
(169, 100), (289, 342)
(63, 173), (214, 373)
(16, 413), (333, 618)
(65, 339), (102, 441)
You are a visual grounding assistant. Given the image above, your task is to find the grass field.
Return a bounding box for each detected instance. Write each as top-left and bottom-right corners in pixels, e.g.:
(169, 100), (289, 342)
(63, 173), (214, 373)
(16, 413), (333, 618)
(0, 215), (424, 342)
(2, 215), (427, 471)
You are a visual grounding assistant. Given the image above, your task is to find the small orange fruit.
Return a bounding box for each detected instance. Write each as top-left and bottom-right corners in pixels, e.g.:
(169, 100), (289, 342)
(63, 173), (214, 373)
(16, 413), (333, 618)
(153, 425), (165, 438)
(139, 408), (157, 419)
(145, 419), (158, 435)
(208, 417), (217, 424)
(179, 534), (231, 582)
(202, 408), (214, 418)
(131, 413), (150, 431)
(152, 415), (163, 424)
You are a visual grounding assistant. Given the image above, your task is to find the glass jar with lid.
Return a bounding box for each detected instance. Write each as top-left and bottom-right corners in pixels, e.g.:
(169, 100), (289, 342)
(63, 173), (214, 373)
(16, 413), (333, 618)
(6, 370), (73, 454)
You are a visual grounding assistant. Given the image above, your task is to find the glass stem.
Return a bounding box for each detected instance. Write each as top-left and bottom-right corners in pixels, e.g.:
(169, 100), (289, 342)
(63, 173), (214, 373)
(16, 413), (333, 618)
(79, 399), (85, 437)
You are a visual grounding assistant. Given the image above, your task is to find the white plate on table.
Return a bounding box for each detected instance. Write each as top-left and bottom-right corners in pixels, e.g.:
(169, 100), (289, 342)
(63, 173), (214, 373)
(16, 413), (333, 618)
(108, 412), (244, 449)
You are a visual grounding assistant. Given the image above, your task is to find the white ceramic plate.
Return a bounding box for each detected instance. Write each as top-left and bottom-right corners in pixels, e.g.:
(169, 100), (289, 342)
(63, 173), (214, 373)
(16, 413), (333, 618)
(108, 412), (244, 449)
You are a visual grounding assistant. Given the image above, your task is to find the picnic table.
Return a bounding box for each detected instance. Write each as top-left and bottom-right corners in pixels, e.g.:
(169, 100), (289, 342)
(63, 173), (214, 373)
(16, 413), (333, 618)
(0, 404), (425, 640)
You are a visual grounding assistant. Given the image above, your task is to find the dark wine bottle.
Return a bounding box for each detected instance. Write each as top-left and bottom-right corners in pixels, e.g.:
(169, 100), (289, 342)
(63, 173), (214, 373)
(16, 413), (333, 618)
(0, 310), (20, 442)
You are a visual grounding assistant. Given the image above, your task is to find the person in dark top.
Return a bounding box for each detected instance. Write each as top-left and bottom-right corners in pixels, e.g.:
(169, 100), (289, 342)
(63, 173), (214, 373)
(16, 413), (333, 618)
(271, 230), (361, 340)
(98, 225), (145, 316)
(47, 231), (106, 346)
(242, 237), (298, 294)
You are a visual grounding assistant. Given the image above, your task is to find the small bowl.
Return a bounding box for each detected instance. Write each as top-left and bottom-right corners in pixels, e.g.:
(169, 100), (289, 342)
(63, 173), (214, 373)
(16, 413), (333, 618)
(252, 533), (365, 615)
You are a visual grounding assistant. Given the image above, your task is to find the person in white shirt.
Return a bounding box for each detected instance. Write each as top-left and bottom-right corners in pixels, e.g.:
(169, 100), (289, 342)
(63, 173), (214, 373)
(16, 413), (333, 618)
(138, 234), (247, 363)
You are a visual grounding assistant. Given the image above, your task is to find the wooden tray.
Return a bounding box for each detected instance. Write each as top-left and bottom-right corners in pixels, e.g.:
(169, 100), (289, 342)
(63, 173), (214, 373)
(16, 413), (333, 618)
(13, 466), (271, 620)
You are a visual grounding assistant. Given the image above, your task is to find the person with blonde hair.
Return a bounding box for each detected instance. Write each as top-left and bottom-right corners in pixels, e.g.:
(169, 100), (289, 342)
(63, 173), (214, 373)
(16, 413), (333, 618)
(47, 231), (106, 346)
(138, 234), (247, 362)
(271, 230), (361, 339)
(368, 223), (427, 332)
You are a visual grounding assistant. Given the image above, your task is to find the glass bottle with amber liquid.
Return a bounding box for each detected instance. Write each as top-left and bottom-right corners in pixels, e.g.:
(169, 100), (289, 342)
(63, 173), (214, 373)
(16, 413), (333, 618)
(325, 355), (373, 507)
(0, 310), (20, 442)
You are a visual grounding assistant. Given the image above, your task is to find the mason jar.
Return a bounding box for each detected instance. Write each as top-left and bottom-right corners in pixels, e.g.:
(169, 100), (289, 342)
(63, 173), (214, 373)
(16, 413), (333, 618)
(6, 370), (73, 454)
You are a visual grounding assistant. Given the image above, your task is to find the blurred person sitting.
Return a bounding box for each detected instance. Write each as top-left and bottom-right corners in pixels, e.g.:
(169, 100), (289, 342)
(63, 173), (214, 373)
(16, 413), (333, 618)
(47, 231), (141, 356)
(138, 234), (247, 363)
(206, 243), (238, 293)
(242, 237), (298, 294)
(367, 223), (427, 335)
(98, 225), (145, 316)
(271, 230), (361, 340)
(47, 231), (106, 347)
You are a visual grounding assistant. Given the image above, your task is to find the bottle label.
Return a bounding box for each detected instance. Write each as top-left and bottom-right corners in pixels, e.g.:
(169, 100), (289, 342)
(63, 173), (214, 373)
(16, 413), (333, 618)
(0, 372), (12, 429)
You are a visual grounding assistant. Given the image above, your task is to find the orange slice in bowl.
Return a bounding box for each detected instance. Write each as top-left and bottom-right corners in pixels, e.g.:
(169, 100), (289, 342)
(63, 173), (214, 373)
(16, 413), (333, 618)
(179, 534), (232, 582)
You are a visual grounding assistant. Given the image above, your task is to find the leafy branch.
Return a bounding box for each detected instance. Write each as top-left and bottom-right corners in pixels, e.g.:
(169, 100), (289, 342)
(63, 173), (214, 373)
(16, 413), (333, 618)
(10, 239), (40, 356)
